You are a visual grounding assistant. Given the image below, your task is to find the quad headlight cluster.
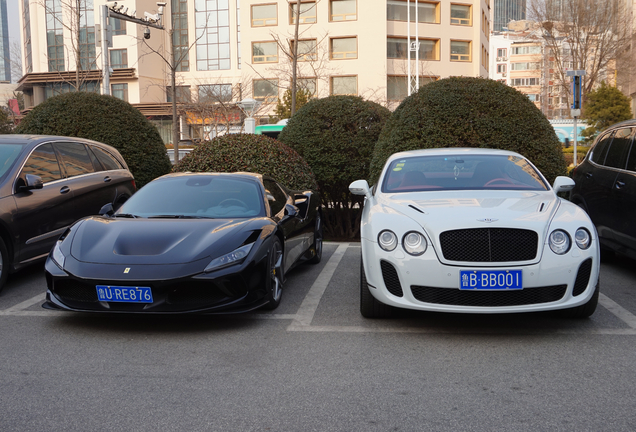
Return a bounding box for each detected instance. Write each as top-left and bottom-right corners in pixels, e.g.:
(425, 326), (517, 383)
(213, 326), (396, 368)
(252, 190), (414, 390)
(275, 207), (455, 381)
(378, 230), (427, 256)
(549, 228), (591, 255)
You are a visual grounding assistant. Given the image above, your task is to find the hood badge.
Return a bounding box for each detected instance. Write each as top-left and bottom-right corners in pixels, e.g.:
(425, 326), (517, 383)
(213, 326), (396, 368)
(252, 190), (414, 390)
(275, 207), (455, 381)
(477, 218), (498, 223)
(124, 268), (131, 274)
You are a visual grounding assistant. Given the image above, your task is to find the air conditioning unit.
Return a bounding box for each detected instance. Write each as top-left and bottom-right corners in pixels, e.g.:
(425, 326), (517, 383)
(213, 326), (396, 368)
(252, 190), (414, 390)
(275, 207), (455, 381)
(496, 57), (502, 61)
(502, 72), (507, 77)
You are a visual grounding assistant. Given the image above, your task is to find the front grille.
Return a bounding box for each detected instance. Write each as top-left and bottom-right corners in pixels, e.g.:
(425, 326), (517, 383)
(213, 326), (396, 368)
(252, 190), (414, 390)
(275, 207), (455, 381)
(440, 228), (538, 262)
(166, 283), (230, 306)
(410, 284), (567, 307)
(573, 259), (593, 297)
(54, 280), (99, 303)
(380, 260), (403, 297)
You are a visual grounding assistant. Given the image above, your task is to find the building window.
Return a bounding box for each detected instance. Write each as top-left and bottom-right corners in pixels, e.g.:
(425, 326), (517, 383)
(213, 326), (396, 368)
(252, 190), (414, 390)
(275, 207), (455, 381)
(79, 0), (97, 70)
(44, 82), (99, 100)
(110, 49), (128, 69)
(387, 75), (436, 100)
(291, 39), (317, 62)
(198, 84), (233, 103)
(386, 1), (439, 23)
(298, 78), (317, 96)
(251, 4), (277, 27)
(450, 4), (471, 25)
(331, 76), (357, 95)
(252, 41), (278, 63)
(387, 38), (439, 61)
(511, 62), (540, 71)
(253, 79), (279, 101)
(511, 78), (538, 86)
(330, 37), (357, 59)
(172, 0), (189, 71)
(330, 0), (356, 22)
(46, 0), (65, 72)
(290, 2), (317, 24)
(450, 40), (471, 61)
(111, 84), (128, 102)
(497, 48), (507, 58)
(497, 63), (506, 74)
(511, 45), (541, 55)
(110, 17), (126, 35)
(196, 0), (231, 71)
(527, 94), (540, 102)
(167, 86), (192, 103)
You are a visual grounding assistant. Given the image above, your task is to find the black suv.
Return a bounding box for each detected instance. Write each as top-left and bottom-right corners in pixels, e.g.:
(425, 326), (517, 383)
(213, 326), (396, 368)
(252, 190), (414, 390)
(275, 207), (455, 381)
(0, 135), (135, 291)
(570, 120), (636, 259)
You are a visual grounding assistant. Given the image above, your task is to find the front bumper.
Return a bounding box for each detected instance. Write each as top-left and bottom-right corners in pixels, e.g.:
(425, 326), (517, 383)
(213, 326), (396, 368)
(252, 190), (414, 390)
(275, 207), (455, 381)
(361, 240), (600, 314)
(43, 255), (270, 314)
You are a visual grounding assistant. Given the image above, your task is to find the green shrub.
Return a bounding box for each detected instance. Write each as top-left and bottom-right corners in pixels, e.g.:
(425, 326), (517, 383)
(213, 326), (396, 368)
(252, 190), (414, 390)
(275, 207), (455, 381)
(15, 91), (171, 187)
(370, 77), (567, 184)
(278, 95), (391, 238)
(172, 133), (317, 190)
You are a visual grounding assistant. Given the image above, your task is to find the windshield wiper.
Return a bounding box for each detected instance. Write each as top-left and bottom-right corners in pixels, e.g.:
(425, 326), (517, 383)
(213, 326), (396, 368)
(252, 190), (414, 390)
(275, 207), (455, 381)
(113, 213), (138, 218)
(147, 215), (210, 219)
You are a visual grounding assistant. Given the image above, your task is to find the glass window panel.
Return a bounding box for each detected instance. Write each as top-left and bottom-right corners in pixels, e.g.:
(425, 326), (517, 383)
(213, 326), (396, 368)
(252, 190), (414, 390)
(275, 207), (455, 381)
(331, 0), (356, 21)
(252, 4), (277, 26)
(55, 143), (94, 177)
(22, 144), (62, 183)
(331, 76), (357, 95)
(331, 37), (357, 59)
(450, 4), (471, 25)
(388, 76), (408, 100)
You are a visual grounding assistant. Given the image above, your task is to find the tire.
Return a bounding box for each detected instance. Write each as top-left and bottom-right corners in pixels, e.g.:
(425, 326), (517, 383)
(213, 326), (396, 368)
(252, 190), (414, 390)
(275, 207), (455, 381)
(560, 280), (600, 318)
(262, 237), (284, 310)
(307, 212), (323, 264)
(0, 237), (9, 294)
(360, 257), (393, 318)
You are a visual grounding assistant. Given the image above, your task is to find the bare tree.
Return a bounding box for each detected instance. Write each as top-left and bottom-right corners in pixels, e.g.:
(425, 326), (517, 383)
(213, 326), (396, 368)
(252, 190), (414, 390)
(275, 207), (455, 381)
(528, 0), (633, 100)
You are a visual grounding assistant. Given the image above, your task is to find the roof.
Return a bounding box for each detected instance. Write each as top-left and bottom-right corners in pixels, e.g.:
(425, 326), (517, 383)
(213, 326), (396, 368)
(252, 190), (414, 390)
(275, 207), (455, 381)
(388, 147), (524, 160)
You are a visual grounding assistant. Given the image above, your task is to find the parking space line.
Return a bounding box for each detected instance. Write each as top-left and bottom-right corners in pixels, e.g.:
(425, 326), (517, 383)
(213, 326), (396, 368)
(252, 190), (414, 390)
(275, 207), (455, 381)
(288, 243), (350, 329)
(0, 293), (46, 315)
(599, 293), (636, 329)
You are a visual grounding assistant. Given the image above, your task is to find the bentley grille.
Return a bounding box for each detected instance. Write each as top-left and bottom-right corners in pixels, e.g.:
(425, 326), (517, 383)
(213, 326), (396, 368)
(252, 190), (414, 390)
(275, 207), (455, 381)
(439, 228), (538, 262)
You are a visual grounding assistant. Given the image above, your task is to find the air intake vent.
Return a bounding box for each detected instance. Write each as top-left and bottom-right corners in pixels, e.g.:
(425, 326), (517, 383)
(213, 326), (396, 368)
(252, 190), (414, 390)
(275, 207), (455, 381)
(380, 260), (403, 297)
(410, 285), (567, 307)
(572, 258), (593, 297)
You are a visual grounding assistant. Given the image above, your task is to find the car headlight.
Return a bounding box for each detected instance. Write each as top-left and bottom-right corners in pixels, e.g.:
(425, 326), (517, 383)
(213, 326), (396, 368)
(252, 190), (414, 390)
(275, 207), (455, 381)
(204, 243), (254, 273)
(575, 228), (591, 250)
(378, 230), (398, 251)
(402, 231), (427, 256)
(549, 229), (571, 255)
(51, 241), (66, 269)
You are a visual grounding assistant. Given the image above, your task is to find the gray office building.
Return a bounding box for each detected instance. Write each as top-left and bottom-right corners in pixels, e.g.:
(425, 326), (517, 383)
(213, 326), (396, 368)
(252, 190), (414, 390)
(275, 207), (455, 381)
(0, 0), (9, 82)
(493, 0), (527, 32)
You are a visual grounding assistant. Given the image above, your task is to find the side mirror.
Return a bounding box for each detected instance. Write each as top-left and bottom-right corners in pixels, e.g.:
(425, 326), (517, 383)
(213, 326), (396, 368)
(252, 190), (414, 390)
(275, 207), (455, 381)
(553, 176), (575, 193)
(25, 174), (43, 190)
(349, 179), (372, 199)
(99, 203), (114, 216)
(284, 203), (299, 218)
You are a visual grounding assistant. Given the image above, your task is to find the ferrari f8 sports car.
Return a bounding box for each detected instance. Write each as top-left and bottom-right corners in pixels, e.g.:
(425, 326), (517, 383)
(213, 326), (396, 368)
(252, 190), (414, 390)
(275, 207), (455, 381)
(350, 148), (600, 318)
(43, 172), (322, 314)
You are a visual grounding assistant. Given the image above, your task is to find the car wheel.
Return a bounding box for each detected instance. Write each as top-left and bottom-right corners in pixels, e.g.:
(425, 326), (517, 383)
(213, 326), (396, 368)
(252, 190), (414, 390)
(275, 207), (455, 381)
(360, 257), (393, 318)
(560, 280), (600, 318)
(263, 237), (284, 310)
(308, 213), (323, 264)
(0, 237), (9, 293)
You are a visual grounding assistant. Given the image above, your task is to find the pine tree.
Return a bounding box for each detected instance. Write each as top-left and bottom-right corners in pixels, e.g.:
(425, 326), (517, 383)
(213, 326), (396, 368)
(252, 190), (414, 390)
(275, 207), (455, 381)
(274, 88), (312, 120)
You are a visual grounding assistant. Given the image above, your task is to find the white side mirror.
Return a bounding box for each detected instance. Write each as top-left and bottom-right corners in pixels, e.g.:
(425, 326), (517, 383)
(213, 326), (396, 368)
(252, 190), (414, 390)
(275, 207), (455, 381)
(552, 176), (575, 193)
(349, 179), (372, 199)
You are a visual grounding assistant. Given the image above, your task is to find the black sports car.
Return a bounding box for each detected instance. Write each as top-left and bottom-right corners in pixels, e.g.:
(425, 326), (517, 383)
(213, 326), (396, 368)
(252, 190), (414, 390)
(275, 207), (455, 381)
(43, 172), (322, 314)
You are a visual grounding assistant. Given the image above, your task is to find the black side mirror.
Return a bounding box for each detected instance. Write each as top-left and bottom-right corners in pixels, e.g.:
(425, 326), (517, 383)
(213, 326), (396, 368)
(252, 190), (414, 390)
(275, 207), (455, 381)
(99, 203), (114, 216)
(24, 174), (43, 190)
(284, 203), (299, 218)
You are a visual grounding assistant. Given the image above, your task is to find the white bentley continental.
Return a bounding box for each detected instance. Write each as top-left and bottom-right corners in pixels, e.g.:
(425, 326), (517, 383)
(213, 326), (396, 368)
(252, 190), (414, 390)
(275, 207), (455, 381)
(350, 148), (600, 318)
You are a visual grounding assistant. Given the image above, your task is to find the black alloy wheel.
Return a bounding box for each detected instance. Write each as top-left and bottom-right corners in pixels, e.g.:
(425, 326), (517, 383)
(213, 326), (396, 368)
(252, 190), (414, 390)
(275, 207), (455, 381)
(263, 237), (284, 310)
(308, 212), (323, 264)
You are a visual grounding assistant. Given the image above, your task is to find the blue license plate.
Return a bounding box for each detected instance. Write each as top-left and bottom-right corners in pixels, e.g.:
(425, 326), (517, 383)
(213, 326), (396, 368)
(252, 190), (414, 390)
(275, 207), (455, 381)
(459, 270), (522, 290)
(96, 285), (153, 303)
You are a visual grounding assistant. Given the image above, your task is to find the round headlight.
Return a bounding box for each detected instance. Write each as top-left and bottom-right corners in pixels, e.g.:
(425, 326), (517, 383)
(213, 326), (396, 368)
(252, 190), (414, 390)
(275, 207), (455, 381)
(575, 228), (591, 250)
(378, 230), (398, 251)
(402, 231), (427, 256)
(549, 229), (571, 255)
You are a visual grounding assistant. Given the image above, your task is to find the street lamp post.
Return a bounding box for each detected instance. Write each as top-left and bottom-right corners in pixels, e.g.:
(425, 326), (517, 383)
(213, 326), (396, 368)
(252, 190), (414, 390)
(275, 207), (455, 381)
(237, 98), (262, 134)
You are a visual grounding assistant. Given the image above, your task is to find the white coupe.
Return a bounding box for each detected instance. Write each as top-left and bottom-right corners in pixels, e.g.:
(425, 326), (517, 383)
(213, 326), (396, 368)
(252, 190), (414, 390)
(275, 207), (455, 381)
(350, 148), (600, 318)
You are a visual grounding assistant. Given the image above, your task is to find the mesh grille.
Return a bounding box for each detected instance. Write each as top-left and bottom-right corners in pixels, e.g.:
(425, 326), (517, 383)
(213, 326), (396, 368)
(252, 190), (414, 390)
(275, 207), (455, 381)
(440, 228), (538, 262)
(166, 283), (229, 306)
(54, 280), (99, 303)
(380, 260), (403, 297)
(573, 258), (593, 297)
(410, 284), (567, 307)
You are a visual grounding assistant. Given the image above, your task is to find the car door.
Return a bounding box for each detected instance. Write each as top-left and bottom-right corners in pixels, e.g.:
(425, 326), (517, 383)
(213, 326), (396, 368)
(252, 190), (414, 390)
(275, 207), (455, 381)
(611, 128), (636, 256)
(263, 179), (303, 272)
(12, 143), (76, 263)
(54, 141), (116, 220)
(88, 144), (135, 208)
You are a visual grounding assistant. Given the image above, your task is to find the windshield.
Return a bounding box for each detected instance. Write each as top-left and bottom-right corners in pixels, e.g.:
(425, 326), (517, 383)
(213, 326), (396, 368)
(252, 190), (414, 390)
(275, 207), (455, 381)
(382, 154), (549, 193)
(0, 144), (24, 181)
(118, 176), (266, 218)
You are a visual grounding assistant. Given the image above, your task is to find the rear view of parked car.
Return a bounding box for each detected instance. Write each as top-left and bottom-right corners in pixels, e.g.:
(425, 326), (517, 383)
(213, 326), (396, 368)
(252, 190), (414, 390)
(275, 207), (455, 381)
(0, 135), (135, 292)
(571, 120), (636, 259)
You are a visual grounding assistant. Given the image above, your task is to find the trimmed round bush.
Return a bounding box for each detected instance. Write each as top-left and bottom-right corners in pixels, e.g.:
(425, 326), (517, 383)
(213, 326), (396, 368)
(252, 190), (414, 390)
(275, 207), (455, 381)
(15, 91), (171, 187)
(172, 134), (317, 191)
(370, 77), (567, 184)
